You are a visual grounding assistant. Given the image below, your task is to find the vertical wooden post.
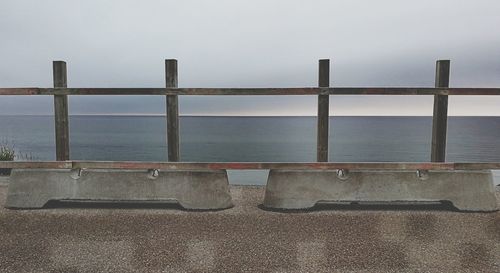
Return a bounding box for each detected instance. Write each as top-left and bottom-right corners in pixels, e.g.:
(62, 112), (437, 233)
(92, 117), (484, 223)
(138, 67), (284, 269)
(53, 61), (70, 161)
(317, 59), (330, 162)
(165, 59), (180, 161)
(431, 60), (450, 162)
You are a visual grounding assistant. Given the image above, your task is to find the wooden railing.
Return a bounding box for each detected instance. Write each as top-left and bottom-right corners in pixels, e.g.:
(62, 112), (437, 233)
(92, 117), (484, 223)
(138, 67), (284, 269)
(1, 59), (500, 170)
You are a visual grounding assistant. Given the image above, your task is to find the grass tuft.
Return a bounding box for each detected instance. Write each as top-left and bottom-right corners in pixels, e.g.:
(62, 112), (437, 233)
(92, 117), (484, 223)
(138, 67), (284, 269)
(0, 145), (15, 161)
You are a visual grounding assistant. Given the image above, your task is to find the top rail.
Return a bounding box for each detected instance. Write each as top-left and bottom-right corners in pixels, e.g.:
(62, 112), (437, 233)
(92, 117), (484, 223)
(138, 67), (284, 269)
(1, 87), (500, 96)
(0, 161), (500, 170)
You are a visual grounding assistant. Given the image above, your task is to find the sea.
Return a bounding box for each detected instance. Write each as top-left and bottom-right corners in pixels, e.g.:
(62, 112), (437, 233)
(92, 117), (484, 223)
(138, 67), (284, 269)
(1, 115), (499, 185)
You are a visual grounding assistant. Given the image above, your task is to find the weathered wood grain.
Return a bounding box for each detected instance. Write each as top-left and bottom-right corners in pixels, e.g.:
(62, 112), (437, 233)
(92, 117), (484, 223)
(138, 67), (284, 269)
(165, 59), (180, 161)
(317, 59), (330, 162)
(431, 60), (450, 162)
(2, 87), (500, 96)
(53, 61), (70, 161)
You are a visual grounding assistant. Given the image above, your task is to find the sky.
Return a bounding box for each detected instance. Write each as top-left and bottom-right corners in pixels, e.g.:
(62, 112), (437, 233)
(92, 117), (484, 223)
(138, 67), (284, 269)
(0, 0), (499, 116)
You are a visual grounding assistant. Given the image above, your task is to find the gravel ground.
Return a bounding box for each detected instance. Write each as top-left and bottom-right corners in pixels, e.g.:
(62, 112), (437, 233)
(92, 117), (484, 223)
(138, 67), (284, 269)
(0, 182), (498, 273)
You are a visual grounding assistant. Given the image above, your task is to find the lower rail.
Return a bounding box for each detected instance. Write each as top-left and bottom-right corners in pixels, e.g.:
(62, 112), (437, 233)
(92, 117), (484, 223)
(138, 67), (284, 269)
(1, 161), (500, 170)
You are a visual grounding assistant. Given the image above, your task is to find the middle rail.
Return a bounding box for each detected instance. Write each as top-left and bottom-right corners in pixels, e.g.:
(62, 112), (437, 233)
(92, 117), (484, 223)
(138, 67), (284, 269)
(1, 87), (500, 96)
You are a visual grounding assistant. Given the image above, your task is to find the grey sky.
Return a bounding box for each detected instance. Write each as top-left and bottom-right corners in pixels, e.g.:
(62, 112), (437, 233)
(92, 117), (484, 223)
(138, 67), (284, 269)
(1, 0), (499, 116)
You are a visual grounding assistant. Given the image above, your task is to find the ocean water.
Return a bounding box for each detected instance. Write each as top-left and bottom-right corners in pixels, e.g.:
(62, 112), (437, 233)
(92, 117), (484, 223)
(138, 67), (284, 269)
(1, 115), (499, 185)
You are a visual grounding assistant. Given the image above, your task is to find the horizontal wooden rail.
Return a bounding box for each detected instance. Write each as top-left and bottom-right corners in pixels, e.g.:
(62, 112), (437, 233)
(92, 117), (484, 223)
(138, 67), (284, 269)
(0, 161), (73, 169)
(1, 87), (500, 96)
(1, 161), (500, 170)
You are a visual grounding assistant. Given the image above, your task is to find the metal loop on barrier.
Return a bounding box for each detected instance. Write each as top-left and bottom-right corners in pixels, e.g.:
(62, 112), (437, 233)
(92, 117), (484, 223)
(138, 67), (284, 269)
(70, 168), (82, 179)
(148, 169), (160, 179)
(416, 170), (429, 180)
(336, 169), (349, 180)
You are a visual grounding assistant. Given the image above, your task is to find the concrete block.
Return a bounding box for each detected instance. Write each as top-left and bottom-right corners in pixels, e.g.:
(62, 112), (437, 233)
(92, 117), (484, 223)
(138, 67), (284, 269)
(5, 169), (233, 210)
(263, 170), (498, 212)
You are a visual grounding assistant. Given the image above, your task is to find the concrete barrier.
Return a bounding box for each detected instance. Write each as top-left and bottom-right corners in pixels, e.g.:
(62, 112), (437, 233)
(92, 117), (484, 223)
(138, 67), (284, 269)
(5, 169), (233, 210)
(263, 170), (498, 212)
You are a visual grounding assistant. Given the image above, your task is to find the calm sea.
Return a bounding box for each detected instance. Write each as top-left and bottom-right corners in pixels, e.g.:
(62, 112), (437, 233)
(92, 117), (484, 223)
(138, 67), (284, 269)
(1, 115), (499, 185)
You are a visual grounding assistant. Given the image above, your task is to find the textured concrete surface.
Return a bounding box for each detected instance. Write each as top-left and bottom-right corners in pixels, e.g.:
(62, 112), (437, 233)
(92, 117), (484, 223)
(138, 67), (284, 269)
(264, 170), (498, 211)
(0, 182), (499, 273)
(0, 176), (8, 186)
(5, 169), (232, 209)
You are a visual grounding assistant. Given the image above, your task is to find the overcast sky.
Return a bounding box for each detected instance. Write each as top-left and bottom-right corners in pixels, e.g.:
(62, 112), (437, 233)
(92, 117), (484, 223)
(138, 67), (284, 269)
(1, 0), (499, 116)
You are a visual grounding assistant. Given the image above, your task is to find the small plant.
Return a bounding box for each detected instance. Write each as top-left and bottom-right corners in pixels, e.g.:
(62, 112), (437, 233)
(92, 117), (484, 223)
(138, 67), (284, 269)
(0, 142), (16, 176)
(0, 140), (37, 176)
(0, 145), (15, 161)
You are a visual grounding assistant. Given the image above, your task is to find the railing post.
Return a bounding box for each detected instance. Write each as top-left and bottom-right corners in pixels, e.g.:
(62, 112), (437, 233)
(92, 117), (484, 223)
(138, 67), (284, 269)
(317, 59), (330, 162)
(431, 60), (450, 162)
(165, 59), (180, 161)
(53, 61), (70, 161)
